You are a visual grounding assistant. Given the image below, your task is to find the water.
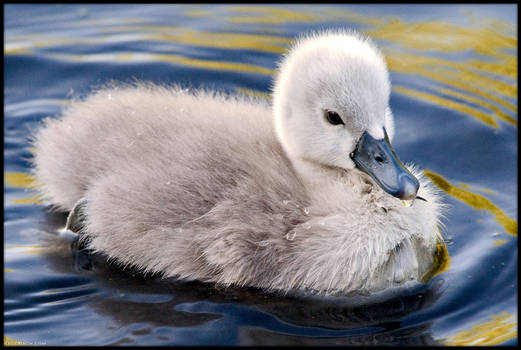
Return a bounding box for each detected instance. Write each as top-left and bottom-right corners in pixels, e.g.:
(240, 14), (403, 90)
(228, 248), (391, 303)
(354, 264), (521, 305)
(4, 4), (517, 346)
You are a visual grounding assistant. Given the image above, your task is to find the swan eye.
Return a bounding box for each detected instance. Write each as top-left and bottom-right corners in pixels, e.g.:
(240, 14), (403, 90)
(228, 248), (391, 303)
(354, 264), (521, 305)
(325, 110), (344, 126)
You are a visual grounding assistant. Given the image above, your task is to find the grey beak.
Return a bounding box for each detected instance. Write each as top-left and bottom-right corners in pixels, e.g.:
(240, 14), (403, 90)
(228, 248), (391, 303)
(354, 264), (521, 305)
(350, 128), (419, 200)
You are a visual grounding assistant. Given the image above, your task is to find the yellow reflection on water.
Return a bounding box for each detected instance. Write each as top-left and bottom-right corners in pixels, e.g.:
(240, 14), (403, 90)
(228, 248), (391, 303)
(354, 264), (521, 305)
(226, 6), (317, 24)
(393, 86), (499, 128)
(236, 87), (271, 100)
(6, 245), (43, 255)
(3, 47), (33, 55)
(318, 7), (385, 27)
(4, 173), (42, 205)
(367, 19), (516, 57)
(4, 335), (25, 346)
(11, 196), (43, 205)
(386, 52), (517, 116)
(104, 26), (291, 53)
(184, 9), (211, 18)
(366, 16), (517, 129)
(493, 239), (508, 246)
(442, 66), (516, 99)
(421, 243), (451, 282)
(457, 182), (496, 195)
(424, 170), (517, 236)
(46, 52), (274, 76)
(69, 16), (147, 28)
(5, 29), (290, 55)
(4, 172), (36, 189)
(152, 30), (290, 54)
(5, 6), (517, 133)
(383, 51), (517, 92)
(437, 87), (517, 126)
(466, 55), (517, 80)
(444, 312), (517, 346)
(226, 5), (384, 26)
(462, 9), (517, 37)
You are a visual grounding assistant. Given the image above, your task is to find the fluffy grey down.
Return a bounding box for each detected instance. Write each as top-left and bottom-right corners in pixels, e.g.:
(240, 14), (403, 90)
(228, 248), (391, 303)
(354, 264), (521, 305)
(31, 30), (444, 295)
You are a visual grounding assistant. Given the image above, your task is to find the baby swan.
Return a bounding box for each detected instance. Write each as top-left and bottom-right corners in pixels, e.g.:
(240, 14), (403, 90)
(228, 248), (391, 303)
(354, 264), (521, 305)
(32, 30), (443, 295)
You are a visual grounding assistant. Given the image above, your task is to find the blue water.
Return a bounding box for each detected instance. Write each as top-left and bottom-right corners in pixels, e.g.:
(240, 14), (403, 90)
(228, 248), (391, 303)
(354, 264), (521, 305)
(4, 4), (517, 346)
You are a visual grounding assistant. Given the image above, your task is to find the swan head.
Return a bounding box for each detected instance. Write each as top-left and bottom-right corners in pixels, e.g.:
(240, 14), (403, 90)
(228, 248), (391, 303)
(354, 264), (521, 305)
(273, 30), (419, 200)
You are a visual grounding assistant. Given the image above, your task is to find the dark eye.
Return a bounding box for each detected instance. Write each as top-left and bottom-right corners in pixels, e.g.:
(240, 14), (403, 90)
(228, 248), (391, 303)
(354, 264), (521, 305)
(324, 110), (344, 126)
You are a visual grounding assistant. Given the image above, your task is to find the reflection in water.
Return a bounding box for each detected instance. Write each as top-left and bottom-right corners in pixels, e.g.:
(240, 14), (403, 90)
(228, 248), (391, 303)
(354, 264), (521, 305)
(436, 87), (516, 127)
(368, 15), (517, 129)
(5, 28), (292, 54)
(444, 312), (517, 346)
(4, 335), (25, 346)
(5, 9), (517, 134)
(5, 245), (44, 255)
(236, 87), (271, 100)
(393, 85), (500, 128)
(493, 239), (508, 247)
(424, 170), (517, 236)
(4, 172), (36, 189)
(10, 196), (42, 205)
(226, 6), (317, 24)
(37, 206), (445, 345)
(48, 52), (275, 76)
(4, 5), (517, 130)
(367, 18), (516, 56)
(34, 206), (512, 345)
(4, 4), (517, 346)
(420, 243), (451, 282)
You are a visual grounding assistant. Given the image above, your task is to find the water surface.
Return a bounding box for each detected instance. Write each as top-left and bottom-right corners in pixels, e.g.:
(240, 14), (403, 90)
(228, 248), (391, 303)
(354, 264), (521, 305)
(4, 4), (517, 346)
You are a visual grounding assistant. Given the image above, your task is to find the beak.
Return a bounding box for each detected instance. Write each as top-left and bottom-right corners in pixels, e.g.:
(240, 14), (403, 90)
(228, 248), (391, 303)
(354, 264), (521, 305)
(350, 128), (419, 200)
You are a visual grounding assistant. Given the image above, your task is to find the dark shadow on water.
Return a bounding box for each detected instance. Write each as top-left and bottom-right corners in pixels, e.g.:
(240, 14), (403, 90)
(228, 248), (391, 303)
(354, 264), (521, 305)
(237, 322), (437, 346)
(38, 206), (444, 346)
